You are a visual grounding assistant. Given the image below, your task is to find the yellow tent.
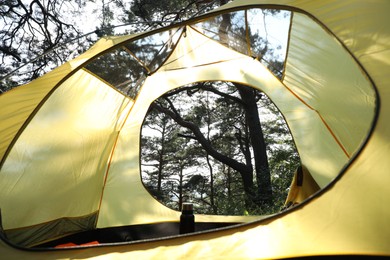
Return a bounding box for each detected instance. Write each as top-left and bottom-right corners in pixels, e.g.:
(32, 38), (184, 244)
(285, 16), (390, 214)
(0, 0), (389, 258)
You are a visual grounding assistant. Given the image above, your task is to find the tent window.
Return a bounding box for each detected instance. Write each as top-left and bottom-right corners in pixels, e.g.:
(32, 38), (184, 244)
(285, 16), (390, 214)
(247, 9), (291, 79)
(140, 82), (300, 216)
(193, 9), (291, 79)
(193, 10), (247, 55)
(84, 48), (145, 99)
(123, 27), (182, 73)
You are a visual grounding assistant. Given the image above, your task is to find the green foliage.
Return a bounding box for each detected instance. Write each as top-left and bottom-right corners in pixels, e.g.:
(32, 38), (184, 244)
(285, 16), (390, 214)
(130, 0), (207, 23)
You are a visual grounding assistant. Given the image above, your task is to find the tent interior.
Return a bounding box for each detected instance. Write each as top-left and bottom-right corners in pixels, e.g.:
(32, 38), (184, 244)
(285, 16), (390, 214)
(0, 0), (389, 259)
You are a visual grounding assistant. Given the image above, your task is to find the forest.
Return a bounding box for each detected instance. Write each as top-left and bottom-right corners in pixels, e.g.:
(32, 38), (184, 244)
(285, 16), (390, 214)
(141, 81), (300, 215)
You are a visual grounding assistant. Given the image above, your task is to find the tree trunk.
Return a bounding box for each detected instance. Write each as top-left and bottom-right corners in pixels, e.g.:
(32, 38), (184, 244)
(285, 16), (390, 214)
(206, 154), (217, 214)
(157, 122), (166, 197)
(178, 165), (184, 211)
(235, 83), (272, 206)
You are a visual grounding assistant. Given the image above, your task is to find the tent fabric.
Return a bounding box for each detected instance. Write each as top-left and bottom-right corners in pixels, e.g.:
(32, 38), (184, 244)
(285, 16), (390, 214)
(283, 165), (320, 208)
(0, 0), (389, 258)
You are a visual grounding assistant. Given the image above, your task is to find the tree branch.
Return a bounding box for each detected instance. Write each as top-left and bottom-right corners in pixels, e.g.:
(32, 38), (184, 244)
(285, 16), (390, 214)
(177, 133), (196, 139)
(163, 82), (246, 106)
(150, 101), (252, 177)
(0, 46), (21, 62)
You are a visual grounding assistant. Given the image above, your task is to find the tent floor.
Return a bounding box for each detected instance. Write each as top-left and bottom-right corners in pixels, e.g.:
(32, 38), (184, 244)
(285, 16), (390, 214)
(34, 222), (238, 248)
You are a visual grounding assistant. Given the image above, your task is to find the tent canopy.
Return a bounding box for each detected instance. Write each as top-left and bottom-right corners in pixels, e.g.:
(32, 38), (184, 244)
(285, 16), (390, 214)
(0, 0), (389, 259)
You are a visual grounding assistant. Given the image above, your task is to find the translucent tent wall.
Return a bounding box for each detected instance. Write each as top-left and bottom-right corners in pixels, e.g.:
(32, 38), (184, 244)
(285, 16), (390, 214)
(1, 0), (389, 259)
